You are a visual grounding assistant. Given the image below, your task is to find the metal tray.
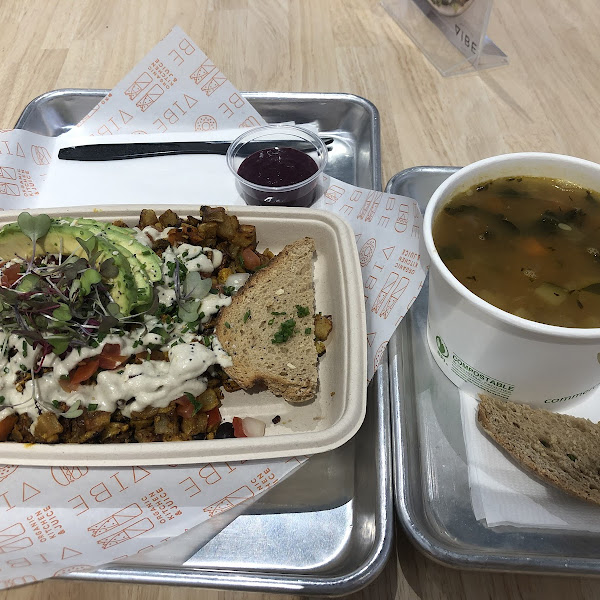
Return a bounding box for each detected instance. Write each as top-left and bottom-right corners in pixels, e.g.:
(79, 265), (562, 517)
(388, 166), (600, 576)
(14, 89), (391, 595)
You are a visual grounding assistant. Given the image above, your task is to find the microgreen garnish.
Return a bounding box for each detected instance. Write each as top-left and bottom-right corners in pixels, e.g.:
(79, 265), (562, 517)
(178, 299), (202, 323)
(52, 304), (72, 322)
(183, 271), (211, 300)
(62, 399), (83, 419)
(80, 269), (102, 295)
(0, 227), (140, 367)
(48, 337), (70, 355)
(17, 212), (51, 254)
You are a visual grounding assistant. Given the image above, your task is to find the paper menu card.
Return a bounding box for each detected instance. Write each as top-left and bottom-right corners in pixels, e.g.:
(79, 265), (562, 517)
(0, 457), (307, 588)
(64, 27), (265, 136)
(0, 25), (428, 589)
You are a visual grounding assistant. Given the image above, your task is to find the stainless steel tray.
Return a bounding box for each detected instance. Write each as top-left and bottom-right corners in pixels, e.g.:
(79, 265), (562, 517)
(388, 166), (600, 576)
(14, 89), (392, 595)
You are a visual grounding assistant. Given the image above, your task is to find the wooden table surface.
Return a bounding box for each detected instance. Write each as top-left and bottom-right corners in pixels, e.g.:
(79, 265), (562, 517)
(1, 0), (600, 598)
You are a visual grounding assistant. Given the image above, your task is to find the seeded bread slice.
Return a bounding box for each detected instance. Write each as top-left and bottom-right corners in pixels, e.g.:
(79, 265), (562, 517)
(477, 394), (600, 506)
(215, 237), (318, 403)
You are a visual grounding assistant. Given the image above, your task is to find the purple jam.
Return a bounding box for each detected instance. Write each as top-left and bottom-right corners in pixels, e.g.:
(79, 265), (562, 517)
(237, 146), (319, 188)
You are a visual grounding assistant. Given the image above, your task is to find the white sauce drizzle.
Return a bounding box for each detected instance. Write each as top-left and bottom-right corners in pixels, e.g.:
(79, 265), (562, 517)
(0, 224), (236, 434)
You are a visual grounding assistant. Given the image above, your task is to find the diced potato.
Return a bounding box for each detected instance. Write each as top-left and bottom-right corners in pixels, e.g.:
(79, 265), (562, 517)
(181, 412), (209, 436)
(314, 313), (333, 341)
(231, 224), (256, 248)
(196, 222), (218, 246)
(138, 209), (159, 228)
(198, 387), (222, 412)
(154, 411), (179, 435)
(159, 209), (181, 227)
(200, 206), (227, 223)
(84, 410), (111, 433)
(100, 422), (130, 441)
(33, 412), (63, 443)
(534, 282), (569, 306)
(216, 214), (240, 241)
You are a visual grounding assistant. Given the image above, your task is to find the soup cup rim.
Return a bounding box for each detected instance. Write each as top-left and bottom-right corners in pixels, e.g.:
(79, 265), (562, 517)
(423, 151), (600, 340)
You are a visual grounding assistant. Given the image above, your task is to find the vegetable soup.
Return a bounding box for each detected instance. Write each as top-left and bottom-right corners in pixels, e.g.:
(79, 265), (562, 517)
(432, 176), (600, 328)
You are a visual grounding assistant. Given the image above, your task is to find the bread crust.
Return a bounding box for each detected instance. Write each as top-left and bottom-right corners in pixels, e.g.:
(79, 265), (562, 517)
(215, 238), (318, 403)
(477, 394), (600, 506)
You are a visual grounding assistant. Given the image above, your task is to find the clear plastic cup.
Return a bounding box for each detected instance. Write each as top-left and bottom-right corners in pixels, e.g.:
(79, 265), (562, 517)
(226, 124), (328, 207)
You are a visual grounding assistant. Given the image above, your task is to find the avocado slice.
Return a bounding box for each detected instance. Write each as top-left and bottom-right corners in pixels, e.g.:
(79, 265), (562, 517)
(0, 221), (138, 315)
(0, 222), (46, 258)
(62, 218), (162, 283)
(56, 220), (152, 307)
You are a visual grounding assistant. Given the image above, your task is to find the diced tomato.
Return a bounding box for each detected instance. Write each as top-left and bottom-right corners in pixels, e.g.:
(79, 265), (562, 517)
(175, 395), (195, 418)
(69, 358), (100, 386)
(207, 407), (221, 430)
(101, 343), (121, 355)
(1, 263), (21, 287)
(59, 377), (78, 393)
(98, 355), (129, 370)
(97, 343), (129, 370)
(232, 416), (246, 438)
(241, 247), (261, 271)
(0, 414), (17, 441)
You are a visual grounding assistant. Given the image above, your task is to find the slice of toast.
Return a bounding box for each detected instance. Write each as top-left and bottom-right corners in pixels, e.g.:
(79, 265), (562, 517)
(477, 394), (600, 506)
(215, 237), (318, 403)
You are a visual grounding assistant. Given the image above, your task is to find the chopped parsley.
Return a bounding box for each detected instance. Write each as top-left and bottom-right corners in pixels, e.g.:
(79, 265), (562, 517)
(166, 261), (176, 278)
(223, 285), (235, 296)
(243, 310), (251, 323)
(272, 319), (296, 344)
(271, 311), (286, 316)
(88, 403), (98, 412)
(225, 322), (231, 329)
(52, 400), (60, 408)
(296, 305), (310, 317)
(0, 396), (4, 405)
(305, 327), (312, 335)
(268, 317), (275, 326)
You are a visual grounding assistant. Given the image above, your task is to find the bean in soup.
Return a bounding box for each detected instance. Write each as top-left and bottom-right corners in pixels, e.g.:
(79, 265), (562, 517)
(432, 176), (600, 328)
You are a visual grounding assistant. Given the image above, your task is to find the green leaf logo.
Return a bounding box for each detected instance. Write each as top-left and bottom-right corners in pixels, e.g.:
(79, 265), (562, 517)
(436, 335), (449, 359)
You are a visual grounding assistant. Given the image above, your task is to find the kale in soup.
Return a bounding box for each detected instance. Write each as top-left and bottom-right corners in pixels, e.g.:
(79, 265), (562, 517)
(433, 176), (600, 328)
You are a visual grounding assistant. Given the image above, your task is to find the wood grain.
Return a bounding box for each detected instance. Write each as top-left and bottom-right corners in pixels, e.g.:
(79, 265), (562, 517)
(2, 0), (600, 598)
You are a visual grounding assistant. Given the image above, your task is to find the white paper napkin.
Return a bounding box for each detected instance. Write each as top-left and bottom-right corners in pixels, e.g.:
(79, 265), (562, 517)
(461, 391), (600, 531)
